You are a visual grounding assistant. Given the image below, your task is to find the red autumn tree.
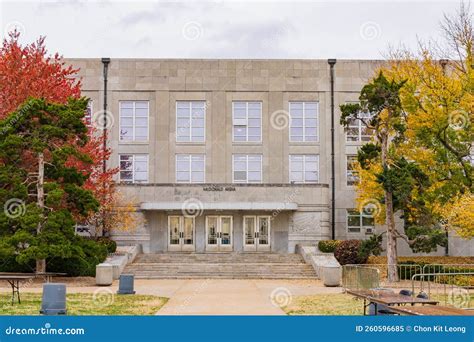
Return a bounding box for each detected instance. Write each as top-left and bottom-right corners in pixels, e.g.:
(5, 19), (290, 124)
(0, 30), (118, 231)
(0, 31), (81, 117)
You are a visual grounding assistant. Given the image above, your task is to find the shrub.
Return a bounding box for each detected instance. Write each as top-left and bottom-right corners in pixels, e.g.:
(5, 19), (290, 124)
(359, 234), (383, 260)
(334, 240), (368, 265)
(97, 237), (117, 254)
(47, 237), (108, 276)
(318, 240), (342, 253)
(0, 256), (35, 273)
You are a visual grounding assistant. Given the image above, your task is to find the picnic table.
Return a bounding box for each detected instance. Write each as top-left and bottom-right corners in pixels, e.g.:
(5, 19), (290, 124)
(388, 305), (474, 316)
(35, 272), (67, 283)
(0, 272), (66, 305)
(346, 289), (439, 315)
(0, 273), (36, 305)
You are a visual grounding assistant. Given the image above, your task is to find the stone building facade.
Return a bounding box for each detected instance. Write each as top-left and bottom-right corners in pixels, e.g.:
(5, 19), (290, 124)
(68, 58), (472, 256)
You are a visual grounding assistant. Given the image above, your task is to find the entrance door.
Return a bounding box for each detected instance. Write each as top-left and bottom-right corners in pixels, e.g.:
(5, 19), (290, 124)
(243, 216), (271, 252)
(206, 216), (233, 252)
(168, 216), (195, 252)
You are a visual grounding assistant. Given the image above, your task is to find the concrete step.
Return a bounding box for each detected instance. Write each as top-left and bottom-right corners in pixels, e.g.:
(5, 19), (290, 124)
(134, 253), (305, 264)
(128, 275), (318, 279)
(123, 253), (317, 279)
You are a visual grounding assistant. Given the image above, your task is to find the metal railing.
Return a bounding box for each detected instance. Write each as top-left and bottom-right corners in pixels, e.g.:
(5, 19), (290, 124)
(411, 272), (474, 308)
(342, 265), (380, 290)
(343, 263), (474, 304)
(422, 264), (474, 277)
(343, 264), (423, 288)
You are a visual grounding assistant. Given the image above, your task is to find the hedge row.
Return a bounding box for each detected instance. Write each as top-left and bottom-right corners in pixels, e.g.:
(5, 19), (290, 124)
(0, 237), (115, 277)
(318, 240), (342, 253)
(319, 235), (383, 265)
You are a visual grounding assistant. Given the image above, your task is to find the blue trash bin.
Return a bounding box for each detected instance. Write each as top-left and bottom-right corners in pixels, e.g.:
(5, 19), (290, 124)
(40, 283), (67, 315)
(117, 274), (135, 295)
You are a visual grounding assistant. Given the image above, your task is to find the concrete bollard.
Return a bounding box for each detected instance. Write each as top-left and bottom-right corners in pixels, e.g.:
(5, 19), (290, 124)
(322, 266), (342, 287)
(96, 263), (113, 286)
(117, 274), (136, 295)
(40, 283), (67, 315)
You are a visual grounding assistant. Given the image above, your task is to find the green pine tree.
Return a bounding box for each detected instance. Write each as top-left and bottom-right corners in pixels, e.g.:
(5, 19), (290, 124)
(0, 97), (101, 273)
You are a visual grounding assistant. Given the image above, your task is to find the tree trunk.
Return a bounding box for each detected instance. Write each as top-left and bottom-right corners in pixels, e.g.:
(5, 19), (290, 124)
(385, 191), (399, 282)
(380, 134), (399, 282)
(36, 152), (46, 274)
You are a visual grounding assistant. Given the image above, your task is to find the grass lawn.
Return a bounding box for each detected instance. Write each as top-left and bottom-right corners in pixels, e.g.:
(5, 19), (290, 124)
(0, 292), (168, 315)
(282, 294), (364, 315)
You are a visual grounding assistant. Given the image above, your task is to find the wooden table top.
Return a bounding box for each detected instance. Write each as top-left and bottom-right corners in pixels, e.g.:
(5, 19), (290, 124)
(389, 305), (474, 316)
(346, 289), (439, 306)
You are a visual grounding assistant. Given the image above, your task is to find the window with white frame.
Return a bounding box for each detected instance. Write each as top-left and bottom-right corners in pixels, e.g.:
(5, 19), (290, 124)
(463, 151), (474, 166)
(289, 155), (319, 183)
(176, 101), (205, 142)
(119, 101), (149, 142)
(346, 155), (360, 186)
(232, 102), (262, 142)
(233, 154), (262, 183)
(119, 154), (149, 184)
(176, 154), (205, 183)
(84, 100), (93, 127)
(289, 102), (318, 142)
(345, 109), (373, 142)
(347, 209), (375, 233)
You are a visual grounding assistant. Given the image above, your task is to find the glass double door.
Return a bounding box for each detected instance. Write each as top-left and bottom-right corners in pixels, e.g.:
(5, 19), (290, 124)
(244, 216), (271, 252)
(168, 216), (195, 251)
(206, 216), (233, 252)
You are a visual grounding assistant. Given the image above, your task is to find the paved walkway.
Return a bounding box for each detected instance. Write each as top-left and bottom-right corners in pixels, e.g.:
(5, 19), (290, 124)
(0, 278), (342, 315)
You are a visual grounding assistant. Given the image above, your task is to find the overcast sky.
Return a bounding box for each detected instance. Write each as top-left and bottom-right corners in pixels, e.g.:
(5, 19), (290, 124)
(0, 0), (462, 59)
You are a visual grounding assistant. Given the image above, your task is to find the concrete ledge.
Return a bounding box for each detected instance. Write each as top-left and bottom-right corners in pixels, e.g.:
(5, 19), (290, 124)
(297, 245), (342, 286)
(104, 245), (141, 280)
(96, 263), (113, 285)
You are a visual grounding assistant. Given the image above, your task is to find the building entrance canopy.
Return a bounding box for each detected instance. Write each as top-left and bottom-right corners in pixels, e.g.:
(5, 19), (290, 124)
(140, 202), (298, 211)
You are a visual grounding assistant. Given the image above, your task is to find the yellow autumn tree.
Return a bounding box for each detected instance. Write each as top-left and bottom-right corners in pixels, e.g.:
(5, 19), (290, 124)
(86, 188), (146, 237)
(380, 2), (473, 239)
(342, 4), (472, 283)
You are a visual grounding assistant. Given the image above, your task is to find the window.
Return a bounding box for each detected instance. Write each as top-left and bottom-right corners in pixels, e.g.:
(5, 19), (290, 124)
(346, 109), (373, 142)
(176, 154), (205, 183)
(463, 151), (474, 166)
(119, 154), (149, 183)
(232, 102), (262, 142)
(346, 155), (359, 186)
(176, 101), (206, 142)
(233, 154), (262, 183)
(84, 100), (93, 127)
(119, 101), (149, 142)
(347, 209), (374, 233)
(289, 155), (319, 183)
(289, 102), (318, 142)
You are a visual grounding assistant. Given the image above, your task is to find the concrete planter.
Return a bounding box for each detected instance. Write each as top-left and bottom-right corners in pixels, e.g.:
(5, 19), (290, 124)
(297, 244), (342, 287)
(96, 263), (113, 286)
(321, 266), (341, 287)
